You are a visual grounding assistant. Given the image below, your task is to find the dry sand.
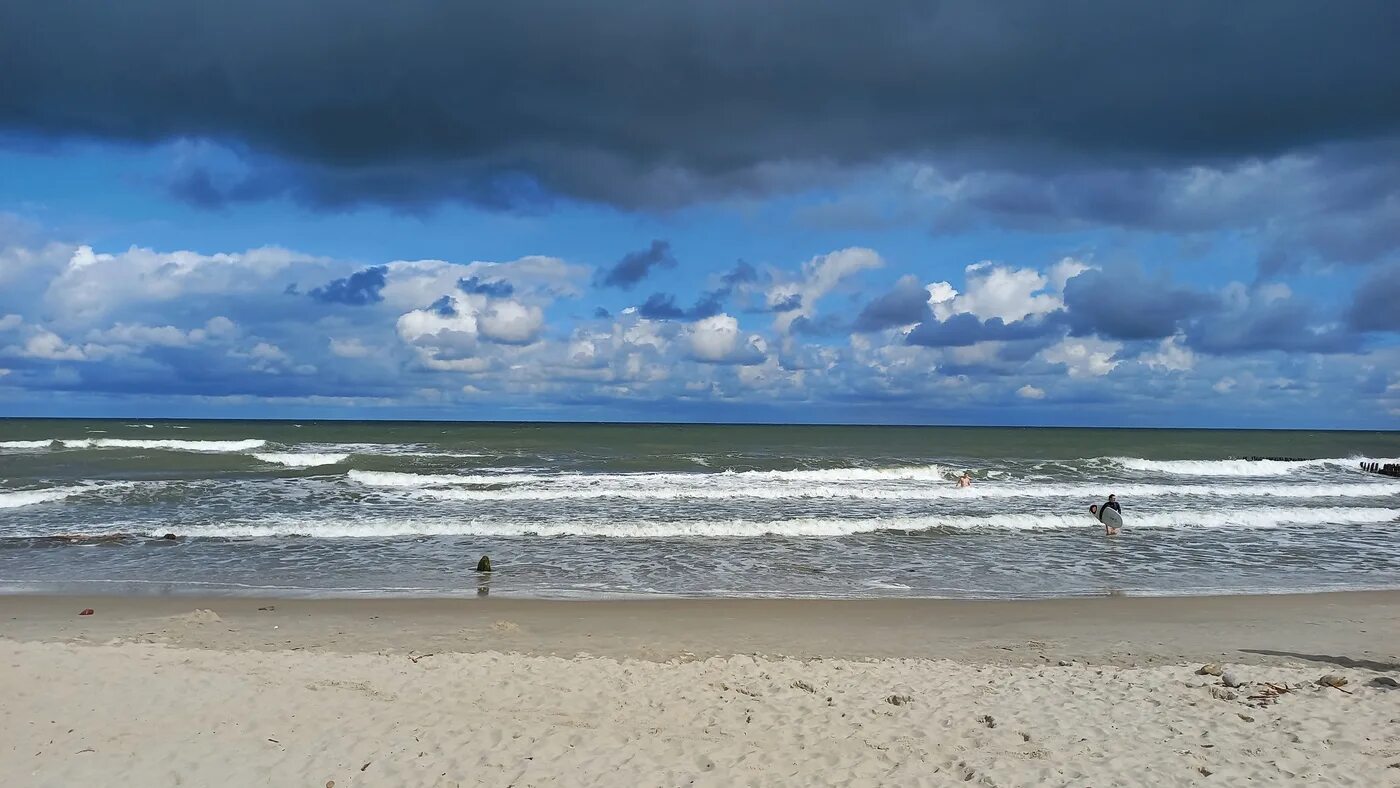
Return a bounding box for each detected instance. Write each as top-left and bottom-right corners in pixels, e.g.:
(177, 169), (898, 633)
(2, 592), (1398, 786)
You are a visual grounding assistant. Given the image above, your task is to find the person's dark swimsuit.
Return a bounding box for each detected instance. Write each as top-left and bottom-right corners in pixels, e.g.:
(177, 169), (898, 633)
(1106, 501), (1122, 513)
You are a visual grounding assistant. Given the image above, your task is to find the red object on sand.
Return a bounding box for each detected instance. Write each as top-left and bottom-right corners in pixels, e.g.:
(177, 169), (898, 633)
(79, 608), (94, 616)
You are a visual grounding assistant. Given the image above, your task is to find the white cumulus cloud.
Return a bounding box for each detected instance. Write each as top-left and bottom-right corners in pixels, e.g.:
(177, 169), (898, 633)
(1140, 334), (1196, 372)
(929, 262), (1065, 323)
(687, 314), (766, 365)
(1041, 337), (1121, 378)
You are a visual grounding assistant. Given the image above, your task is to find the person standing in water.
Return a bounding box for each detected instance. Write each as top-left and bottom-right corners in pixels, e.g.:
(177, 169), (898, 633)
(1089, 496), (1122, 536)
(956, 471), (973, 488)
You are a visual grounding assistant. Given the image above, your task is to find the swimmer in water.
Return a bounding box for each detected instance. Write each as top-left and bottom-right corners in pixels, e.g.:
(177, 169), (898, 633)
(956, 471), (973, 488)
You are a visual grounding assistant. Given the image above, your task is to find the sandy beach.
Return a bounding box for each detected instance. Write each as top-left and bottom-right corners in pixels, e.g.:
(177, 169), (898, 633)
(2, 592), (1398, 787)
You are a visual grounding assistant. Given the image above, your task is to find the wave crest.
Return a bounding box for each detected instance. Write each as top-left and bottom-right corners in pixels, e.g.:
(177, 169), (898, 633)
(254, 452), (351, 468)
(139, 507), (1396, 539)
(0, 483), (130, 509)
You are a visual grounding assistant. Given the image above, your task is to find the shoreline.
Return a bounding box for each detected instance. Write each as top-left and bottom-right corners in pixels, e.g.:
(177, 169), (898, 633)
(5, 582), (1399, 603)
(4, 590), (1396, 665)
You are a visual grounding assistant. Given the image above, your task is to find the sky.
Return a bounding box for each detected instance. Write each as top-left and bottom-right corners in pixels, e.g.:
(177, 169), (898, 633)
(1, 1), (1398, 428)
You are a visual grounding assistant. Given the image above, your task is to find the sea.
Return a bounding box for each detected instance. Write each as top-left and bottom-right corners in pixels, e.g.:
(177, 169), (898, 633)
(1, 419), (1398, 599)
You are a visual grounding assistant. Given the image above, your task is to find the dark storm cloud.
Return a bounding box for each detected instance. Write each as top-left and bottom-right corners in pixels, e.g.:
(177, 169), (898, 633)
(457, 276), (515, 298)
(905, 313), (1061, 348)
(1062, 267), (1216, 340)
(854, 275), (930, 332)
(2, 1), (1397, 211)
(721, 261), (760, 287)
(307, 265), (388, 306)
(596, 240), (676, 289)
(1347, 263), (1400, 331)
(636, 291), (725, 322)
(1188, 297), (1359, 355)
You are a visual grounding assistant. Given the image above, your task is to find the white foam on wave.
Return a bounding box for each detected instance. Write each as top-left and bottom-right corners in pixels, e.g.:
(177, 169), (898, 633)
(347, 469), (549, 487)
(32, 438), (269, 452)
(1110, 456), (1400, 477)
(0, 483), (131, 509)
(254, 452), (351, 468)
(147, 507), (1397, 539)
(415, 479), (1400, 503)
(347, 465), (949, 490)
(0, 440), (54, 449)
(727, 465), (951, 482)
(957, 507), (1396, 531)
(1111, 457), (1330, 476)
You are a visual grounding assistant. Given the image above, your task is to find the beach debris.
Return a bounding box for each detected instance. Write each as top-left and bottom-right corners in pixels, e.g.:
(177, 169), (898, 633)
(976, 714), (996, 728)
(1368, 676), (1399, 688)
(1197, 767), (1213, 777)
(408, 652), (435, 664)
(1238, 713), (1254, 722)
(78, 608), (94, 616)
(1220, 670), (1247, 688)
(476, 555), (492, 572)
(1196, 663), (1223, 676)
(791, 680), (816, 693)
(1316, 674), (1352, 693)
(361, 762), (371, 772)
(326, 782), (335, 788)
(885, 694), (913, 706)
(1209, 687), (1236, 701)
(1057, 660), (1074, 667)
(257, 605), (275, 612)
(492, 620), (520, 633)
(1246, 683), (1295, 706)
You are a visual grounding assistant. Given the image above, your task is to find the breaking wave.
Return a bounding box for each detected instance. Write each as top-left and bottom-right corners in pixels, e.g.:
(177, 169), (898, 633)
(0, 440), (54, 450)
(254, 452), (351, 468)
(347, 469), (550, 487)
(1, 438), (267, 452)
(0, 483), (130, 509)
(410, 479), (1400, 502)
(1109, 456), (1400, 477)
(132, 506), (1396, 539)
(1111, 457), (1329, 476)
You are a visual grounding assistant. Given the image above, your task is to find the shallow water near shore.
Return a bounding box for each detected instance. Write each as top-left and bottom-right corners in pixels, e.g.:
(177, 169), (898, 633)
(2, 419), (1398, 599)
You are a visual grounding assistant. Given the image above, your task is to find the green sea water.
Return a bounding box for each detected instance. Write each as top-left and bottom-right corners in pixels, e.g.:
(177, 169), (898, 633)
(2, 419), (1398, 598)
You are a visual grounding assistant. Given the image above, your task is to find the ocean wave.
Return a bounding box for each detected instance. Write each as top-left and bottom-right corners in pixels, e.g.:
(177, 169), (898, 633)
(7, 437), (268, 452)
(346, 465), (950, 490)
(0, 483), (130, 509)
(1109, 456), (1400, 477)
(134, 507), (1397, 539)
(726, 465), (951, 481)
(0, 440), (54, 449)
(253, 452), (351, 468)
(417, 478), (1400, 503)
(1111, 457), (1331, 476)
(347, 469), (549, 487)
